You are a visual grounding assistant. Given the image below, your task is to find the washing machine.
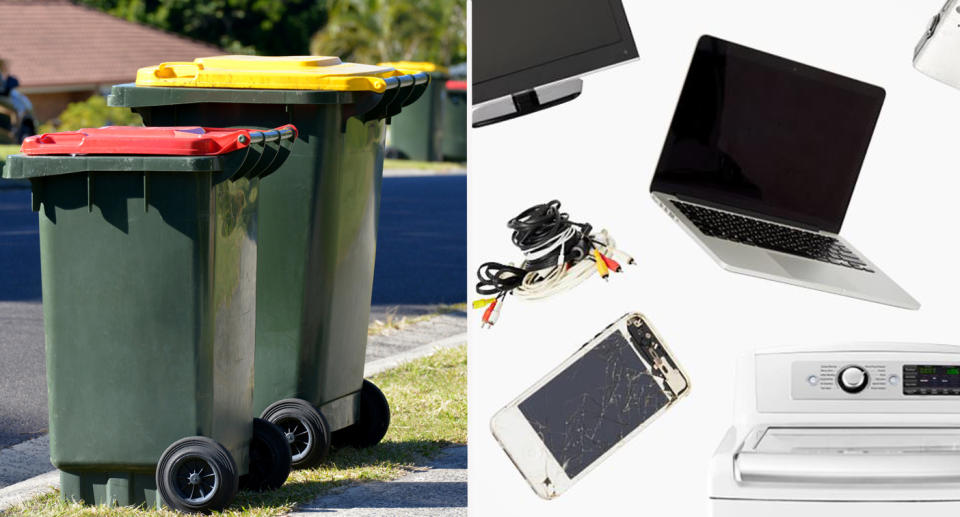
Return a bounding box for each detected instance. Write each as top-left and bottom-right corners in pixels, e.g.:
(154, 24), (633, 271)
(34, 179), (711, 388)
(710, 343), (960, 517)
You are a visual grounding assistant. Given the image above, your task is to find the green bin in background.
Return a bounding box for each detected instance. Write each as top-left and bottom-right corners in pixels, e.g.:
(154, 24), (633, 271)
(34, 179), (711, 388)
(442, 62), (467, 162)
(109, 56), (430, 469)
(1, 126), (298, 513)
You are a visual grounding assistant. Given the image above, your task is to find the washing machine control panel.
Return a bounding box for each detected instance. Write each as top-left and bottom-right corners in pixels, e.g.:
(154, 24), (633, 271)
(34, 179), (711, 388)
(792, 361), (960, 399)
(792, 361), (903, 400)
(757, 347), (960, 412)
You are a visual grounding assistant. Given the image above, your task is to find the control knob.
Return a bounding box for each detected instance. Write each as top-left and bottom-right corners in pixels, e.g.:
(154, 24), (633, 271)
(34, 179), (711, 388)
(838, 366), (868, 394)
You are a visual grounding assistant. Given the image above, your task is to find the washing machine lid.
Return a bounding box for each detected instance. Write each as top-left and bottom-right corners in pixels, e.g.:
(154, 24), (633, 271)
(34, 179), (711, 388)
(736, 427), (960, 484)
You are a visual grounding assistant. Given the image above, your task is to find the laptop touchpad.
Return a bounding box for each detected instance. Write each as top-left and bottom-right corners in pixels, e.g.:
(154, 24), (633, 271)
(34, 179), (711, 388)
(769, 253), (857, 290)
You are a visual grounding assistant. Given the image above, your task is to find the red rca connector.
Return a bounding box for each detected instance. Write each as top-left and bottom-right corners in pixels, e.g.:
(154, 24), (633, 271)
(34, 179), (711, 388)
(488, 297), (504, 326)
(592, 249), (609, 280)
(482, 298), (498, 328)
(599, 252), (622, 273)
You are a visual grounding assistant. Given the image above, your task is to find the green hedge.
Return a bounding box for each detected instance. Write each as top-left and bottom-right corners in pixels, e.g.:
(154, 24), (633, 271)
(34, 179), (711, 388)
(39, 95), (141, 134)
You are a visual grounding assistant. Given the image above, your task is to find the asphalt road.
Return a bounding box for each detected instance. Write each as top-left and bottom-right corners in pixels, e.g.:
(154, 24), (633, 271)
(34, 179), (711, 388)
(372, 175), (466, 305)
(0, 174), (466, 450)
(0, 186), (39, 302)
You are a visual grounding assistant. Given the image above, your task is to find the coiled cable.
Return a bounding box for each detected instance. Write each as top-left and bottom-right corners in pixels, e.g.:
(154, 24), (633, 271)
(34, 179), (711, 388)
(474, 200), (633, 327)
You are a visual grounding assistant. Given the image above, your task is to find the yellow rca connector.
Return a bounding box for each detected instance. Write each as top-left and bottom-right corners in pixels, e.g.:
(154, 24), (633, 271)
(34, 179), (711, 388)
(472, 297), (497, 309)
(592, 249), (610, 280)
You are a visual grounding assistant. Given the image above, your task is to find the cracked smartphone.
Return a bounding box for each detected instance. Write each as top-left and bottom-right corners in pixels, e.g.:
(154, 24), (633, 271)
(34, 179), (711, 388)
(490, 312), (690, 499)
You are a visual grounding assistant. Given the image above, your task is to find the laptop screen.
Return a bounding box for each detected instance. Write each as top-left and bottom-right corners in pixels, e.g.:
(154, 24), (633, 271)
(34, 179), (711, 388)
(650, 36), (885, 234)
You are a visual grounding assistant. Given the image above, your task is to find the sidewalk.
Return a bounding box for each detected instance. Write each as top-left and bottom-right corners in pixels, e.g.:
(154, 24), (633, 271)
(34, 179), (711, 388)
(367, 305), (466, 363)
(287, 446), (467, 516)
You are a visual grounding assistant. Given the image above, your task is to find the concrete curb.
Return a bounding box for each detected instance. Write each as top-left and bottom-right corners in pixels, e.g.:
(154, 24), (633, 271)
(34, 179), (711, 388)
(0, 470), (57, 511)
(0, 334), (468, 512)
(364, 333), (466, 377)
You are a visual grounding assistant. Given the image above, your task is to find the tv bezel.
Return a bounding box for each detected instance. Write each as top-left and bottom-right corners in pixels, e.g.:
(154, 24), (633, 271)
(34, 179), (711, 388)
(472, 0), (639, 105)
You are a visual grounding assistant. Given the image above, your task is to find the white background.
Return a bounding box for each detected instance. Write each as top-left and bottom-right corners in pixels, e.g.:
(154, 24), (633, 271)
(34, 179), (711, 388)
(467, 0), (960, 515)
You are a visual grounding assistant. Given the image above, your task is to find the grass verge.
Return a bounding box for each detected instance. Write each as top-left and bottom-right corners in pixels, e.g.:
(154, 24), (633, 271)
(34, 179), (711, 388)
(383, 159), (465, 172)
(3, 346), (467, 517)
(368, 303), (466, 336)
(0, 144), (19, 163)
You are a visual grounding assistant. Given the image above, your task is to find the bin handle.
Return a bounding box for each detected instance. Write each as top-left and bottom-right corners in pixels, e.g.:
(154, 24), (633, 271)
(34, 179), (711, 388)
(400, 72), (431, 107)
(338, 71), (429, 130)
(154, 62), (204, 79)
(216, 125), (297, 184)
(239, 126), (297, 145)
(245, 124), (296, 180)
(348, 72), (430, 127)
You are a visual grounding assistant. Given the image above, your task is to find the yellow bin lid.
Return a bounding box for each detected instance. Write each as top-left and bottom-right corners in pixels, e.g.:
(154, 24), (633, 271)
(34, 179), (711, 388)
(377, 61), (445, 75)
(136, 55), (403, 92)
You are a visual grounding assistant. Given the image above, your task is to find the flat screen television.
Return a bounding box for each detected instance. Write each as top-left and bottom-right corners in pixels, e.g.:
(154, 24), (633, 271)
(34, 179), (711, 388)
(472, 0), (639, 127)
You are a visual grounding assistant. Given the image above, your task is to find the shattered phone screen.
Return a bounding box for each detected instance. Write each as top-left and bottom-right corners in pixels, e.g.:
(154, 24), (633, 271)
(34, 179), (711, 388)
(518, 331), (669, 478)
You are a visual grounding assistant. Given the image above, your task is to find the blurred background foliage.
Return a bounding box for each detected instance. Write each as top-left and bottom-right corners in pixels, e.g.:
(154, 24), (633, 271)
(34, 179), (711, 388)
(311, 0), (466, 65)
(75, 0), (467, 64)
(38, 96), (142, 134)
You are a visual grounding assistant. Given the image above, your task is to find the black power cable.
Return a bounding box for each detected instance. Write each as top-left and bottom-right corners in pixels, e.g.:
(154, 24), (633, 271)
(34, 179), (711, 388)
(475, 200), (631, 327)
(508, 200), (593, 271)
(475, 200), (597, 298)
(475, 262), (526, 297)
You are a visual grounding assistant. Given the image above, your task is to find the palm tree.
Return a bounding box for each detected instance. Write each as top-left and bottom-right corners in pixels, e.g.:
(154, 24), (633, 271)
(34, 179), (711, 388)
(310, 0), (466, 66)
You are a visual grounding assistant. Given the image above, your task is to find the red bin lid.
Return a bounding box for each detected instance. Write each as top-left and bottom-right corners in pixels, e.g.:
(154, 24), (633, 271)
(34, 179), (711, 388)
(445, 80), (467, 92)
(20, 125), (297, 156)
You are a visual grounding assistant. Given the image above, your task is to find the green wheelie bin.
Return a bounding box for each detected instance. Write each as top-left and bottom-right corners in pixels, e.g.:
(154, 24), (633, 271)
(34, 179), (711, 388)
(2, 125), (298, 513)
(441, 77), (467, 162)
(380, 61), (446, 161)
(108, 56), (430, 469)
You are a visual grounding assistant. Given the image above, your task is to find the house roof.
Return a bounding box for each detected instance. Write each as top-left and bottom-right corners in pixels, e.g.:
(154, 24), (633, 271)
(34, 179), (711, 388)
(0, 0), (221, 91)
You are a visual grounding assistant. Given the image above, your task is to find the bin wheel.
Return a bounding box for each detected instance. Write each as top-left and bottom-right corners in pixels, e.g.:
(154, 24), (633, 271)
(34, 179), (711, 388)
(332, 380), (391, 449)
(260, 398), (331, 469)
(239, 418), (292, 492)
(156, 436), (238, 514)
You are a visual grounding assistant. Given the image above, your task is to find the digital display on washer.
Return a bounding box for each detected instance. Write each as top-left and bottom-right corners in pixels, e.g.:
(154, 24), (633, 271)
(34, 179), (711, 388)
(903, 365), (960, 395)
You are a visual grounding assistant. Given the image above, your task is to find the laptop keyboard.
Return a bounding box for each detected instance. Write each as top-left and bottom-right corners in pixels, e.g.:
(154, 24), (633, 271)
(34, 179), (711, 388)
(671, 200), (874, 273)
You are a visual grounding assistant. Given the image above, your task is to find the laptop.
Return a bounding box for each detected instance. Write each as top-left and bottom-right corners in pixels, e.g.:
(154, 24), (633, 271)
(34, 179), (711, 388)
(650, 35), (919, 310)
